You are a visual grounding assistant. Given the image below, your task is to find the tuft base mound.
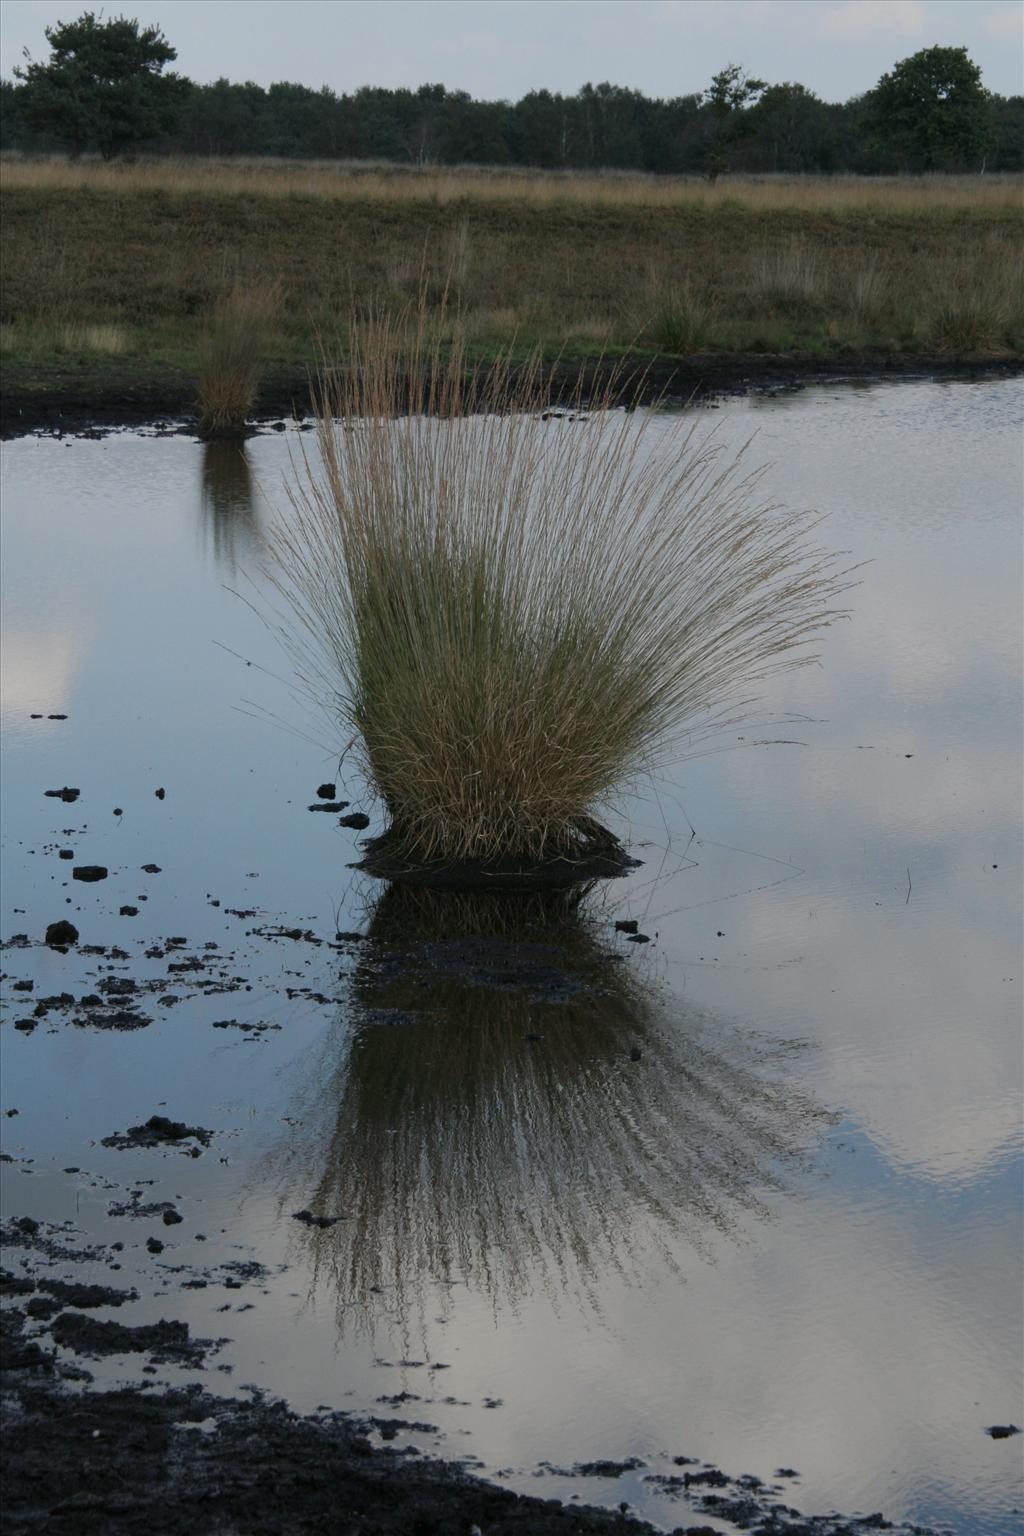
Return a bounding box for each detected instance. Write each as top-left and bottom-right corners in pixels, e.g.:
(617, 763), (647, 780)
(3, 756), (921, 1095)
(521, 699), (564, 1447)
(356, 825), (641, 891)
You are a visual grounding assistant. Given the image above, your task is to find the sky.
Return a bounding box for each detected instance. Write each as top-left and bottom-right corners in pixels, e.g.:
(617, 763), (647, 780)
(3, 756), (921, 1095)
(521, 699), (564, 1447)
(2, 0), (1022, 102)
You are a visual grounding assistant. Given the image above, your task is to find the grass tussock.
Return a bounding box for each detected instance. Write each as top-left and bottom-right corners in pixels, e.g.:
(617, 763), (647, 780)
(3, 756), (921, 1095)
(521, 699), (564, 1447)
(751, 241), (824, 308)
(270, 312), (850, 867)
(647, 282), (716, 354)
(927, 250), (1024, 352)
(197, 280), (281, 438)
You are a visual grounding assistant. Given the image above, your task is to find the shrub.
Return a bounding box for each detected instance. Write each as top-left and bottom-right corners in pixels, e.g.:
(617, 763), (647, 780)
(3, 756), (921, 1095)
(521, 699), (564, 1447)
(270, 311), (848, 868)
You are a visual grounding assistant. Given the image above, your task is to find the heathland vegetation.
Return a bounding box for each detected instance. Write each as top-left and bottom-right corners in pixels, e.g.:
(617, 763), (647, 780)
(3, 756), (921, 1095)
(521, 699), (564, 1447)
(0, 14), (1021, 398)
(2, 160), (1021, 384)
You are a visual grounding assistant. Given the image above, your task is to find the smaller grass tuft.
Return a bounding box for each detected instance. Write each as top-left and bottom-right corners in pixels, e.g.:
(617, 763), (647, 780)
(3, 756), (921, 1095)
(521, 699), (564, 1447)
(197, 279), (281, 439)
(927, 252), (1023, 353)
(751, 241), (824, 308)
(648, 283), (716, 354)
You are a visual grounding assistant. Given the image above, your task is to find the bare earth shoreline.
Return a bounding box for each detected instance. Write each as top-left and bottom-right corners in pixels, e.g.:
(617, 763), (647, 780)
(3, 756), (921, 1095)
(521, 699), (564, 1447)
(1, 353), (1020, 439)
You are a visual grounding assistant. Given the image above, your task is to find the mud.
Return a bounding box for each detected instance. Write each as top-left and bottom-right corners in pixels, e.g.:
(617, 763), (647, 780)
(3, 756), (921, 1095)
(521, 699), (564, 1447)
(1, 355), (1020, 441)
(0, 1326), (943, 1536)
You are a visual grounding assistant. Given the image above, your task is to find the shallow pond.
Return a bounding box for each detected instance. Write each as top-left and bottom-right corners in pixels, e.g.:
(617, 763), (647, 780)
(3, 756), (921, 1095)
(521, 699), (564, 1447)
(1, 378), (1022, 1534)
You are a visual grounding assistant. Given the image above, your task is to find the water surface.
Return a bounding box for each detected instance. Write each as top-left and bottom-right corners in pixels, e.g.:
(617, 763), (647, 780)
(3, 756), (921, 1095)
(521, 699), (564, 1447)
(2, 378), (1021, 1534)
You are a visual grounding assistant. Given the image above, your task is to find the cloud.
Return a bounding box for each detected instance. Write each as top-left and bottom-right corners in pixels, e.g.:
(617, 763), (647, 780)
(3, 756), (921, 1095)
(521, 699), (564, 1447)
(819, 0), (928, 38)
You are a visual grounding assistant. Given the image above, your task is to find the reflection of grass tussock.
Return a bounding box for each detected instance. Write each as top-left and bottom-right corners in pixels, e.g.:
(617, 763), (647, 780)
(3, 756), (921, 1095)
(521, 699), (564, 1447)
(271, 312), (848, 865)
(199, 440), (260, 571)
(269, 884), (832, 1336)
(197, 280), (280, 439)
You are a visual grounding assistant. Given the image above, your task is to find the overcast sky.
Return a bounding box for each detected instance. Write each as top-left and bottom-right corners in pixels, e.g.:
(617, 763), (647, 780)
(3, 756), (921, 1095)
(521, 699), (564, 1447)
(2, 0), (1022, 102)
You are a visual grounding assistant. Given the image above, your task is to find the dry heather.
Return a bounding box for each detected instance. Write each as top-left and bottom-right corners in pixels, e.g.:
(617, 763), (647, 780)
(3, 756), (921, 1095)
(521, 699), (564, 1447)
(1, 160), (1021, 369)
(3, 156), (1022, 212)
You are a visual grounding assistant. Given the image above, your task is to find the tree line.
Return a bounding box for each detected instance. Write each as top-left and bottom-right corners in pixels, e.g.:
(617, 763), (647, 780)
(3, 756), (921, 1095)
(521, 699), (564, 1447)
(2, 11), (1021, 174)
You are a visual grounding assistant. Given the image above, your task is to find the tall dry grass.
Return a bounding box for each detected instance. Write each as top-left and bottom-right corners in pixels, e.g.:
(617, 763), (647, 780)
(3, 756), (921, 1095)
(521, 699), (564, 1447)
(197, 279), (281, 438)
(3, 155), (1021, 213)
(270, 312), (849, 867)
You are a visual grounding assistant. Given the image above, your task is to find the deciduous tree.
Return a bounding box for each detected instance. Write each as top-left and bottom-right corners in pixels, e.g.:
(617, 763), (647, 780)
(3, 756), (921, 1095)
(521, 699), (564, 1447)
(867, 46), (994, 171)
(15, 10), (189, 158)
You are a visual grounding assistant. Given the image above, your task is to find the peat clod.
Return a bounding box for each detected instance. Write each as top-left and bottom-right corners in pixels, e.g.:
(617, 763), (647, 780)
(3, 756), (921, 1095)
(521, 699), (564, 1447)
(72, 865), (108, 883)
(101, 1115), (213, 1151)
(49, 1312), (220, 1365)
(308, 801), (349, 812)
(985, 1424), (1020, 1438)
(573, 1459), (647, 1477)
(615, 919), (639, 934)
(44, 920), (78, 948)
(315, 783), (337, 799)
(36, 1279), (136, 1310)
(339, 811), (371, 829)
(292, 1209), (344, 1229)
(44, 787), (80, 802)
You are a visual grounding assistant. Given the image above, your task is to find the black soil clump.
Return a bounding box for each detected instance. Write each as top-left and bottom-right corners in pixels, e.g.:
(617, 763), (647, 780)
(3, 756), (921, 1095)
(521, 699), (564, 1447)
(72, 866), (108, 883)
(291, 1209), (344, 1229)
(44, 920), (79, 948)
(100, 1115), (213, 1151)
(49, 1313), (221, 1366)
(44, 787), (80, 803)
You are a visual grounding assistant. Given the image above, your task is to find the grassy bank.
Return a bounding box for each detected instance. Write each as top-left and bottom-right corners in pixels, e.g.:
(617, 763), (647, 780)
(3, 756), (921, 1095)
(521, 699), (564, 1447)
(1, 160), (1022, 393)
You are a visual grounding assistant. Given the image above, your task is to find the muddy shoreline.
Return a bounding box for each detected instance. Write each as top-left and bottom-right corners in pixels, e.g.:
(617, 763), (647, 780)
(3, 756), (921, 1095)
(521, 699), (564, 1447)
(2, 1309), (941, 1536)
(1, 353), (1019, 439)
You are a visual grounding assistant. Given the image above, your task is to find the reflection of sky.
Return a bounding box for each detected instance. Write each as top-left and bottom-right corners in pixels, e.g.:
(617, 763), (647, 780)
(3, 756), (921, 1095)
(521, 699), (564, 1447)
(0, 622), (82, 728)
(0, 380), (1021, 1535)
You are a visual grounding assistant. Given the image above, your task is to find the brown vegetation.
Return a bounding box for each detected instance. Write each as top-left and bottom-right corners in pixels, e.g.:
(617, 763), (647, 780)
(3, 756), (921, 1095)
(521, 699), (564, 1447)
(1, 161), (1021, 376)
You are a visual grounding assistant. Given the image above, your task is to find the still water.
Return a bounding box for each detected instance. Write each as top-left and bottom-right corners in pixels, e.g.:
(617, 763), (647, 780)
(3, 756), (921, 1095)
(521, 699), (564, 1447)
(1, 379), (1021, 1533)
